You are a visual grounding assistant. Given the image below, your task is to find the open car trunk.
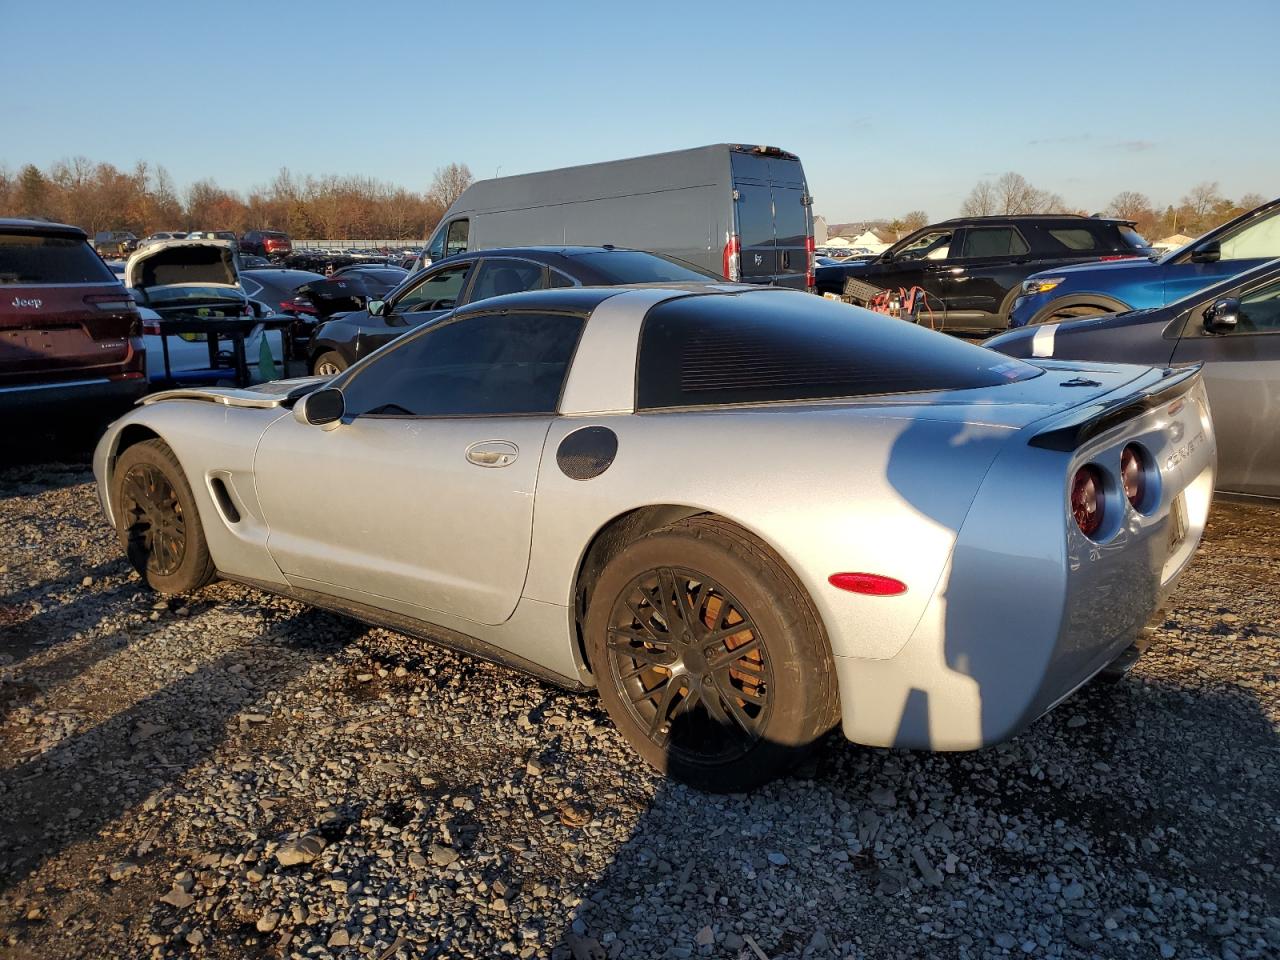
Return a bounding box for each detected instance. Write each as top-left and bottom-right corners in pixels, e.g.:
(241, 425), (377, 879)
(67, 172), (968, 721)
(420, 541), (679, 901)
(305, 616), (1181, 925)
(125, 240), (246, 319)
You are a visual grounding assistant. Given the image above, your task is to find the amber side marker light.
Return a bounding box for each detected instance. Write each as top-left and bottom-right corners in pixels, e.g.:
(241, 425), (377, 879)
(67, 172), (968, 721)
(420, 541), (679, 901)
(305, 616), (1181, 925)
(829, 573), (908, 596)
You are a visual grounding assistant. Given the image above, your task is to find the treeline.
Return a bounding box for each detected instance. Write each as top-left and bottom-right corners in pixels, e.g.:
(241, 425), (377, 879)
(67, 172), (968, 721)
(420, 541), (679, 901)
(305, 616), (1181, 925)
(837, 174), (1268, 244)
(955, 173), (1265, 240)
(0, 159), (474, 240)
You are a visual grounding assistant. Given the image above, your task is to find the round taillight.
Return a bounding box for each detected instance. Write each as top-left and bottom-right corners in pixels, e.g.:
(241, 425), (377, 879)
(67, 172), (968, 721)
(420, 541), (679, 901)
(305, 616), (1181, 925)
(1121, 444), (1145, 508)
(1071, 464), (1105, 537)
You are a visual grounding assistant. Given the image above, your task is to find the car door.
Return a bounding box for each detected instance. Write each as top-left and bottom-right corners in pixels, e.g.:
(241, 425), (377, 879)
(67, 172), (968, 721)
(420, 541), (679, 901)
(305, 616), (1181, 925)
(253, 308), (586, 625)
(1171, 276), (1280, 497)
(464, 257), (549, 306)
(944, 225), (1031, 328)
(863, 228), (954, 308)
(363, 261), (476, 355)
(1164, 205), (1280, 303)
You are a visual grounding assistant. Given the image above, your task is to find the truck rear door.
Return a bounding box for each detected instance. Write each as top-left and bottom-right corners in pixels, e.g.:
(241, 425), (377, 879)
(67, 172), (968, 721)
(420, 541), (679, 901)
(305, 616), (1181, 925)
(730, 151), (811, 290)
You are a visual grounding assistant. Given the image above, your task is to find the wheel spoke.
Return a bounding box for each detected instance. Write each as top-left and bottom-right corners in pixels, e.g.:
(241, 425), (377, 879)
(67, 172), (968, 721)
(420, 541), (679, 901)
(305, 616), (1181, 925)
(706, 635), (760, 670)
(657, 568), (684, 627)
(625, 598), (666, 639)
(715, 682), (758, 737)
(647, 678), (684, 738)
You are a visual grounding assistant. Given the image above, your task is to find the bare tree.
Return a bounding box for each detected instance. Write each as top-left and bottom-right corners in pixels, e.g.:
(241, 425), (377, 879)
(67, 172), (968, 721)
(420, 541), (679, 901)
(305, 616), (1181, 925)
(962, 172), (1063, 217)
(427, 163), (473, 208)
(1237, 192), (1266, 212)
(1181, 182), (1223, 222)
(1107, 190), (1153, 221)
(960, 179), (997, 217)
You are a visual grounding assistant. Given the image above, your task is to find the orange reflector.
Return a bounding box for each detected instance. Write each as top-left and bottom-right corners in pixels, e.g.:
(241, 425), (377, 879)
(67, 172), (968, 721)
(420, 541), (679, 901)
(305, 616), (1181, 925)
(828, 573), (907, 596)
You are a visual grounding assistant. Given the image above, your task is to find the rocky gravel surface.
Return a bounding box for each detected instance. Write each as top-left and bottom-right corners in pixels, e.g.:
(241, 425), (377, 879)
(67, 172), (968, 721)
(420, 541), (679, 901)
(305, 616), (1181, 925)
(0, 461), (1276, 960)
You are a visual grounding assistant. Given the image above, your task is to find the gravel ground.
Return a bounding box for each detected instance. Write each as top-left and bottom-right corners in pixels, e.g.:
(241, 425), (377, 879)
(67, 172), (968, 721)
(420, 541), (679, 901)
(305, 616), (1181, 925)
(0, 460), (1276, 960)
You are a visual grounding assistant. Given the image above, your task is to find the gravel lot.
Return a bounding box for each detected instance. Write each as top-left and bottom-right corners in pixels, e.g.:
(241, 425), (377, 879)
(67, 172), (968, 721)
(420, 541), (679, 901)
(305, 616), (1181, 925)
(0, 455), (1276, 960)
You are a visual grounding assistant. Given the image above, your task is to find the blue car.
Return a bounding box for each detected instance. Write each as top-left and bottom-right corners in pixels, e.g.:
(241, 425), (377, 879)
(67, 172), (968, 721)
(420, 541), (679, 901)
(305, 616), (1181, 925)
(1009, 197), (1280, 327)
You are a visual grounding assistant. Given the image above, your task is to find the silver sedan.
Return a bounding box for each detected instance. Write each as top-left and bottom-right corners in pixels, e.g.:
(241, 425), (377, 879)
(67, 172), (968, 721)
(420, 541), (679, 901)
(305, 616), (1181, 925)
(94, 285), (1216, 790)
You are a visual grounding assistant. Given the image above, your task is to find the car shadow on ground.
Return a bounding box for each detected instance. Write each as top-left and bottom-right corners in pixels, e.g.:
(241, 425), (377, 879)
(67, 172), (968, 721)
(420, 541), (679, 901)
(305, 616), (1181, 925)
(0, 606), (365, 897)
(543, 671), (1278, 959)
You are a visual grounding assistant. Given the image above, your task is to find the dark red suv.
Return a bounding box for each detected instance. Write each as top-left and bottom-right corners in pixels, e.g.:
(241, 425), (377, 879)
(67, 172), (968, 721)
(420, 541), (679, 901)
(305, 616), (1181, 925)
(240, 230), (293, 260)
(0, 219), (146, 413)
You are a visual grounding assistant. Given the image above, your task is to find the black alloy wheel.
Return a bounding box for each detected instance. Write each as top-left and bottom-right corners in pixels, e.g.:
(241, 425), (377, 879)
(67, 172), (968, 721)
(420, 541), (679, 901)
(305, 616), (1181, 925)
(120, 462), (187, 577)
(605, 566), (771, 765)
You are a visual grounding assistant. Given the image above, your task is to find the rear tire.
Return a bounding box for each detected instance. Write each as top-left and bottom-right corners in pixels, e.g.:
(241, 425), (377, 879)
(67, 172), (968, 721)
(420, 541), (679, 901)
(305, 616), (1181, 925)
(113, 439), (216, 595)
(585, 516), (839, 792)
(312, 350), (348, 377)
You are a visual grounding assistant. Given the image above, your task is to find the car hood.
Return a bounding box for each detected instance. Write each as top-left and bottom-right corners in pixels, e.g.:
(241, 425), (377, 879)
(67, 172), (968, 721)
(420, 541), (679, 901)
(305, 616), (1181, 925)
(139, 375), (328, 409)
(1025, 254), (1158, 282)
(126, 240), (239, 292)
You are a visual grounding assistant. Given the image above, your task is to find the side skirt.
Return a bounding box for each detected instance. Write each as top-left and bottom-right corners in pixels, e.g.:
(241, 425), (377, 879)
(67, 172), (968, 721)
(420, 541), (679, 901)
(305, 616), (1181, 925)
(222, 574), (589, 692)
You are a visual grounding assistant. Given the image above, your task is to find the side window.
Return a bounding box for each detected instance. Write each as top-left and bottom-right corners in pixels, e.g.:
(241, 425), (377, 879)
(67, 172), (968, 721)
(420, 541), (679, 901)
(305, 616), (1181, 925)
(890, 230), (952, 262)
(445, 219), (470, 257)
(341, 312), (585, 418)
(548, 269), (576, 288)
(391, 264), (472, 314)
(427, 226), (445, 261)
(1218, 208), (1280, 261)
(1047, 228), (1099, 251)
(467, 259), (546, 303)
(1236, 280), (1280, 333)
(958, 227), (1029, 259)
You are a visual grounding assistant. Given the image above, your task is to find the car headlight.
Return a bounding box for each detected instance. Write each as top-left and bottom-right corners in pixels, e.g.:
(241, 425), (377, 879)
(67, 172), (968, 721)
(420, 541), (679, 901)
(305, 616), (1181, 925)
(1021, 277), (1065, 296)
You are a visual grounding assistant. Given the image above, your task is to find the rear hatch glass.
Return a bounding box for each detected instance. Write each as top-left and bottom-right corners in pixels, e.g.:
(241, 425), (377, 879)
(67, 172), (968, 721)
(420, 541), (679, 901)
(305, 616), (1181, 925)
(0, 233), (116, 285)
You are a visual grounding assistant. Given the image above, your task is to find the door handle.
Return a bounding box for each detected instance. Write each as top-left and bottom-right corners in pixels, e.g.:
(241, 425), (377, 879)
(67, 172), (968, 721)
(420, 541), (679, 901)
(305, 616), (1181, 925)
(465, 440), (519, 468)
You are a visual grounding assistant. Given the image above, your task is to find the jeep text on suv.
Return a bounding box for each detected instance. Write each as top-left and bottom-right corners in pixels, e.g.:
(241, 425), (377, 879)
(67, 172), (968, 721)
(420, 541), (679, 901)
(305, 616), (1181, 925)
(815, 214), (1152, 331)
(1, 219), (146, 413)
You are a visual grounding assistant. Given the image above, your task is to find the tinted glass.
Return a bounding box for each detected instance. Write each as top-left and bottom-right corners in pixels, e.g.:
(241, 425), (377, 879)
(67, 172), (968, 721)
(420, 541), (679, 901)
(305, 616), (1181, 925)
(890, 230), (952, 262)
(394, 264), (471, 313)
(548, 269), (575, 288)
(1047, 228), (1099, 251)
(445, 219), (469, 257)
(959, 227), (1029, 258)
(1238, 280), (1280, 333)
(636, 292), (1040, 409)
(469, 259), (546, 301)
(1118, 225), (1151, 249)
(0, 234), (116, 284)
(564, 250), (719, 283)
(342, 311), (585, 417)
(1218, 207), (1280, 260)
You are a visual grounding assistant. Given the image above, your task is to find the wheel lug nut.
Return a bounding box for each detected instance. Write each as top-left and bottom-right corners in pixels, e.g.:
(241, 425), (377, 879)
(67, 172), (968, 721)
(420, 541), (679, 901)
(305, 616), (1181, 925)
(702, 675), (712, 686)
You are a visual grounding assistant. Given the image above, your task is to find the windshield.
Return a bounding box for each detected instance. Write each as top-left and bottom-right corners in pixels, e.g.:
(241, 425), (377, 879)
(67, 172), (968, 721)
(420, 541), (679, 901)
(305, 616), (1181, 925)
(565, 250), (719, 283)
(0, 233), (116, 284)
(145, 285), (246, 304)
(888, 230), (952, 262)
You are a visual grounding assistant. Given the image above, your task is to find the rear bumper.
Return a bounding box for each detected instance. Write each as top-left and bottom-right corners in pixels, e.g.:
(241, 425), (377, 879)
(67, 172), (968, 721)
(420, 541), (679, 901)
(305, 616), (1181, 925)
(832, 374), (1216, 751)
(0, 375), (147, 413)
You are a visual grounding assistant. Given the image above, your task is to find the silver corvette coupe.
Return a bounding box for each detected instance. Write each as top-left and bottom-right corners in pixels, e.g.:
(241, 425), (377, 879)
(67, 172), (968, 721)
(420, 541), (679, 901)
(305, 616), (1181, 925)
(93, 285), (1217, 790)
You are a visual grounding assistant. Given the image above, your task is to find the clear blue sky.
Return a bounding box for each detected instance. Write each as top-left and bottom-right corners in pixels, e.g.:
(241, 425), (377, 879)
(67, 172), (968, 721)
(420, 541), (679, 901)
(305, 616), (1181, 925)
(2, 0), (1276, 222)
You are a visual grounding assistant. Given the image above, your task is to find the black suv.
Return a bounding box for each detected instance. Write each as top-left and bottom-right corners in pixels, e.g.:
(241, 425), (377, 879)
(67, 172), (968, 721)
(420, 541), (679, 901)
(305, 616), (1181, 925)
(815, 215), (1152, 331)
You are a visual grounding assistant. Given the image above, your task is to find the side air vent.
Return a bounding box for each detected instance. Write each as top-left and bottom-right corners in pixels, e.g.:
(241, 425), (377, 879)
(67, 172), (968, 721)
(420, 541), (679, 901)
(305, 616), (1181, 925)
(209, 476), (241, 523)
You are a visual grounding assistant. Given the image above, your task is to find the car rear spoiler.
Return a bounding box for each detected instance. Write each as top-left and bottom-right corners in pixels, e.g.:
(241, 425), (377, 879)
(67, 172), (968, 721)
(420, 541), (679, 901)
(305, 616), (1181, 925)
(1029, 365), (1202, 452)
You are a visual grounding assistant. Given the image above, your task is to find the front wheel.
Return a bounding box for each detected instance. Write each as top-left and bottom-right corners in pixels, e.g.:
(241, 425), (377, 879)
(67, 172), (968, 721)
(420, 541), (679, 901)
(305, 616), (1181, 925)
(113, 439), (216, 594)
(585, 517), (839, 792)
(1031, 302), (1113, 325)
(312, 350), (348, 377)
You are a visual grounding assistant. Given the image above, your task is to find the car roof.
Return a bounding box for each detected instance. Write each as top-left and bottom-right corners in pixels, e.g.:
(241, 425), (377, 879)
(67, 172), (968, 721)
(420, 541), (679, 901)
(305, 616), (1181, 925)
(449, 282), (770, 319)
(932, 214), (1133, 227)
(0, 218), (86, 238)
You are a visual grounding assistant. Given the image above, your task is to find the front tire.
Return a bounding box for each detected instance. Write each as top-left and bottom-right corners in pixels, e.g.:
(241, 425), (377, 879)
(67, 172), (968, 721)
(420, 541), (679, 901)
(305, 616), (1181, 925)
(585, 517), (839, 791)
(113, 439), (216, 594)
(312, 350), (348, 377)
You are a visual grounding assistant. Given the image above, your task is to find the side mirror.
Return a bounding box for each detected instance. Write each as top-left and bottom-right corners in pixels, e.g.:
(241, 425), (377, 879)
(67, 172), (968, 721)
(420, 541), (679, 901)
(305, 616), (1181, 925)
(1202, 297), (1240, 333)
(367, 299), (385, 317)
(293, 386), (345, 427)
(879, 251), (894, 263)
(1190, 240), (1221, 264)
